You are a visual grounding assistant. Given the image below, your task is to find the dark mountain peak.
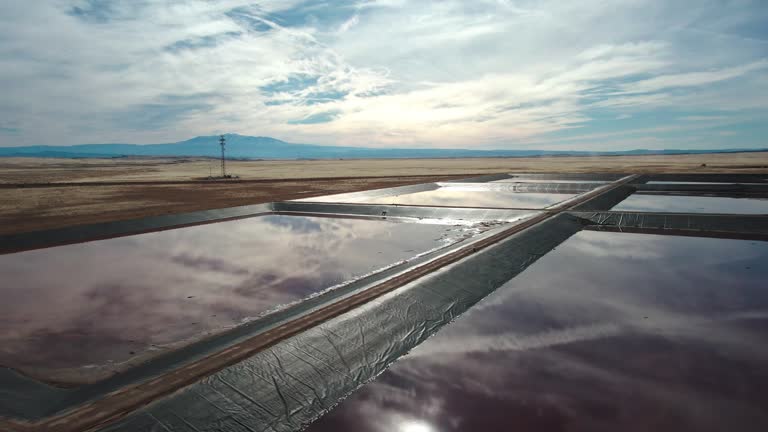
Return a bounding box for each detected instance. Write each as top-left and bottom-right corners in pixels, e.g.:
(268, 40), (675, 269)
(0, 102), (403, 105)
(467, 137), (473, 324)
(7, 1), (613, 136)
(178, 134), (288, 147)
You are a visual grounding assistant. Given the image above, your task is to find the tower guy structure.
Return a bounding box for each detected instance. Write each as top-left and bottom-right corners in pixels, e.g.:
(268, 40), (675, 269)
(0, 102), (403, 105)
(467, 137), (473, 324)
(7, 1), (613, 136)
(219, 135), (227, 177)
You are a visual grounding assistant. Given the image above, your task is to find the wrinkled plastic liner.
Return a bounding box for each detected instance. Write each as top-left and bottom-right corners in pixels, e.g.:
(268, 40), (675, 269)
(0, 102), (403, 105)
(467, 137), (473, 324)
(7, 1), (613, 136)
(98, 214), (585, 432)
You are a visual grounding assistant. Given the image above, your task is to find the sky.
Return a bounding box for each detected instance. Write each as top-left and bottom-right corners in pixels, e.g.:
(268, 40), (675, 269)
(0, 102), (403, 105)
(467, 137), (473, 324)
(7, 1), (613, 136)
(0, 0), (766, 150)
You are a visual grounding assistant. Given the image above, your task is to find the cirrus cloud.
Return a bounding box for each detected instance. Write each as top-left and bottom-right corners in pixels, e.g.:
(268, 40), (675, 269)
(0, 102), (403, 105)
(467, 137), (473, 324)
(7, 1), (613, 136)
(0, 0), (766, 150)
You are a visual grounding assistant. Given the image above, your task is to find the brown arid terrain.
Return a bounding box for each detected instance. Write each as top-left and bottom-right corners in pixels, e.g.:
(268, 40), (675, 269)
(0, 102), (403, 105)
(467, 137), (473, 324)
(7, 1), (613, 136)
(1, 152), (766, 235)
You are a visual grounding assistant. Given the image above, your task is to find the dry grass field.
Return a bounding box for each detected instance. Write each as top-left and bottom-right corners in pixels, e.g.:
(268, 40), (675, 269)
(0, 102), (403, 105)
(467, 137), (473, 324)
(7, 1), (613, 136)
(1, 152), (766, 235)
(1, 152), (767, 184)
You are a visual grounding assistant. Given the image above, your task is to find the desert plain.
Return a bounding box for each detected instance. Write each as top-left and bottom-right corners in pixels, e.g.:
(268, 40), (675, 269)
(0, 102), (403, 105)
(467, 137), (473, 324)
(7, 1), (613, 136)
(1, 152), (766, 235)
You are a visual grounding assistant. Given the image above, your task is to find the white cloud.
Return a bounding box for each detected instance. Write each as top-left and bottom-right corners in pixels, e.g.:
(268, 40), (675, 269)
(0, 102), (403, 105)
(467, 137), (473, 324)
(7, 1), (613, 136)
(0, 0), (766, 148)
(337, 14), (359, 34)
(618, 59), (768, 94)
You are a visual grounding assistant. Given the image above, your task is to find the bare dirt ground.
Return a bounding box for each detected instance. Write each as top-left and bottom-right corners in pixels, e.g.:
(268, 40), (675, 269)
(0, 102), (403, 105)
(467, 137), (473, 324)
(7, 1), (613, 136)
(1, 152), (767, 184)
(0, 176), (464, 235)
(1, 152), (766, 235)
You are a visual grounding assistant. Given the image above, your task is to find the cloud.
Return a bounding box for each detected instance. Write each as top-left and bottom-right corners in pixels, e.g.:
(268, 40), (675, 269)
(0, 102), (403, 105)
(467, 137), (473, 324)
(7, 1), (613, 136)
(337, 13), (359, 34)
(288, 110), (341, 124)
(617, 59), (768, 94)
(0, 0), (767, 149)
(164, 31), (244, 52)
(113, 102), (214, 130)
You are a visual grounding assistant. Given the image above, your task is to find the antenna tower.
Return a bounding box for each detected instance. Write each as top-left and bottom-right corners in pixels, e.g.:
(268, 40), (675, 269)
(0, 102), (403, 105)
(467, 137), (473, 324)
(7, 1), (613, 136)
(219, 135), (226, 177)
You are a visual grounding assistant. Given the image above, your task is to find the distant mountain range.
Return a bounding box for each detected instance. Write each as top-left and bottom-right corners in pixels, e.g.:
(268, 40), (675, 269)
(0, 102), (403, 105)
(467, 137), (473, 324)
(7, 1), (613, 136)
(0, 134), (764, 159)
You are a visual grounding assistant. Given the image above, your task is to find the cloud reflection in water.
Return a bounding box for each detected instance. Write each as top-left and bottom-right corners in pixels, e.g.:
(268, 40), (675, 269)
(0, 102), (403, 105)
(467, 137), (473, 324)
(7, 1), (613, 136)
(308, 232), (768, 432)
(613, 194), (768, 214)
(360, 190), (576, 208)
(0, 215), (475, 381)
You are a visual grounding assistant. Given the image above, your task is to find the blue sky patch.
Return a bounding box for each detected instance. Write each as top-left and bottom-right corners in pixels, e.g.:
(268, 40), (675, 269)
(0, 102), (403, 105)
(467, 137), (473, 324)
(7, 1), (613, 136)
(226, 7), (275, 32)
(304, 90), (349, 105)
(266, 0), (358, 30)
(260, 75), (320, 96)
